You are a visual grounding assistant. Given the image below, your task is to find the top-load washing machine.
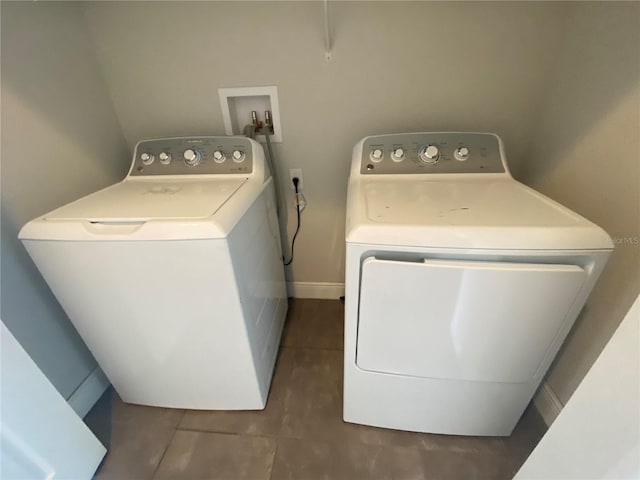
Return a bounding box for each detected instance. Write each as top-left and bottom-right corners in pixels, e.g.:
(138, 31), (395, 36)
(344, 132), (613, 436)
(20, 136), (287, 410)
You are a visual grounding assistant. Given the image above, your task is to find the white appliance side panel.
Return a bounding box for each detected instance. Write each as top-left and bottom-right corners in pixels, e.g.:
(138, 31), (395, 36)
(356, 257), (587, 383)
(22, 238), (262, 410)
(227, 182), (288, 398)
(1, 323), (106, 480)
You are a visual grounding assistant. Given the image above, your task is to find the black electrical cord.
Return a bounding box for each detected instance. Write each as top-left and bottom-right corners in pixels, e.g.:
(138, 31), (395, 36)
(283, 178), (301, 266)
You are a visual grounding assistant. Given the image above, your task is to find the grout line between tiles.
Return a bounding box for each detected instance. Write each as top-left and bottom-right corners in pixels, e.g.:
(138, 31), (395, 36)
(267, 438), (280, 480)
(174, 426), (281, 439)
(149, 410), (185, 480)
(279, 345), (344, 352)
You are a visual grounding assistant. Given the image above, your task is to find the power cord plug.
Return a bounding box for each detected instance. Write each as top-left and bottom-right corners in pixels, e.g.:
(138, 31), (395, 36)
(292, 177), (306, 210)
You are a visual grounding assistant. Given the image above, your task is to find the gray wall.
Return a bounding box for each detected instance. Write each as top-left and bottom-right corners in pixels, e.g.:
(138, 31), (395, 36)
(520, 2), (640, 404)
(82, 0), (570, 285)
(1, 2), (130, 398)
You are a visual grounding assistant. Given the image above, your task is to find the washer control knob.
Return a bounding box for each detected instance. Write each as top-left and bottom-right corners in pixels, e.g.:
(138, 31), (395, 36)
(159, 152), (172, 165)
(213, 150), (226, 163)
(140, 153), (154, 165)
(454, 147), (470, 161)
(391, 147), (405, 162)
(232, 150), (245, 163)
(183, 148), (201, 166)
(418, 145), (439, 165)
(370, 148), (384, 163)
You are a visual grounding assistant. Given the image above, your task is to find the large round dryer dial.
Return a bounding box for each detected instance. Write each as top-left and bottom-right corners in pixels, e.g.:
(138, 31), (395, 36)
(418, 145), (439, 165)
(183, 148), (201, 166)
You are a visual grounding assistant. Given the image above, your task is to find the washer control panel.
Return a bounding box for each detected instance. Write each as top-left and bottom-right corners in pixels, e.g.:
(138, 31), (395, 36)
(130, 136), (253, 176)
(360, 133), (505, 174)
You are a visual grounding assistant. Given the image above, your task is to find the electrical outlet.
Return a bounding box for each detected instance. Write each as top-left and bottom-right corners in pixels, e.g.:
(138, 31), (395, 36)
(289, 168), (303, 190)
(295, 192), (307, 212)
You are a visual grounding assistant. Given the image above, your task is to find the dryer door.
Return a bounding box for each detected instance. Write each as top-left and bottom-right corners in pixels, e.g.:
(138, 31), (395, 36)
(356, 257), (586, 383)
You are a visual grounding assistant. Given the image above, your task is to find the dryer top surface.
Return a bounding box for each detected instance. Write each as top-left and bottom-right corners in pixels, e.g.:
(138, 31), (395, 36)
(364, 178), (574, 227)
(346, 177), (613, 250)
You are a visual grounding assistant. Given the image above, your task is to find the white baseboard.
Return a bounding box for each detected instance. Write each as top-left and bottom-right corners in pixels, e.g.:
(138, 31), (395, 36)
(533, 381), (563, 427)
(68, 367), (111, 418)
(287, 282), (345, 299)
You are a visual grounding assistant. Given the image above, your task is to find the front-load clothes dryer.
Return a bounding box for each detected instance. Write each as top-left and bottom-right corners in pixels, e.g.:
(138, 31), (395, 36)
(344, 132), (613, 436)
(20, 136), (287, 410)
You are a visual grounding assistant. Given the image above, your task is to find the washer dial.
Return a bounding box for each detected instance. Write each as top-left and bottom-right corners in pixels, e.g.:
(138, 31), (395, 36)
(213, 150), (226, 163)
(159, 152), (172, 165)
(140, 153), (154, 165)
(418, 145), (439, 165)
(183, 148), (201, 166)
(391, 148), (405, 162)
(232, 150), (245, 163)
(370, 148), (384, 163)
(454, 147), (470, 161)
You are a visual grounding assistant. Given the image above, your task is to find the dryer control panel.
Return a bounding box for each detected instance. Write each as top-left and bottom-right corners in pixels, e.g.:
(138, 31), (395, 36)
(130, 136), (253, 176)
(359, 133), (506, 175)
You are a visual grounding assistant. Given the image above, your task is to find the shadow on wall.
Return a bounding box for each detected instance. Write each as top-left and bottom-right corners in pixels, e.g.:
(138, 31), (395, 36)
(0, 204), (56, 313)
(0, 200), (98, 399)
(0, 2), (131, 182)
(0, 85), (130, 210)
(0, 1), (130, 399)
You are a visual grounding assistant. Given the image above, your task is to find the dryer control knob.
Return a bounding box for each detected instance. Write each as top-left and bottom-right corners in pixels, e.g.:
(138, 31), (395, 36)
(232, 150), (245, 163)
(370, 149), (384, 163)
(454, 147), (470, 161)
(418, 145), (439, 165)
(391, 148), (405, 162)
(140, 153), (154, 165)
(159, 152), (172, 165)
(213, 150), (226, 163)
(183, 148), (201, 166)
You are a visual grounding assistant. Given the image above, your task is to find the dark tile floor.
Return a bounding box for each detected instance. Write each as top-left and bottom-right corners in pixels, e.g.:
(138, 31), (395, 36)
(94, 299), (546, 480)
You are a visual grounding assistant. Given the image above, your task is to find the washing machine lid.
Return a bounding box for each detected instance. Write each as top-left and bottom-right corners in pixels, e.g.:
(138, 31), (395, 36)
(347, 178), (613, 250)
(42, 178), (247, 222)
